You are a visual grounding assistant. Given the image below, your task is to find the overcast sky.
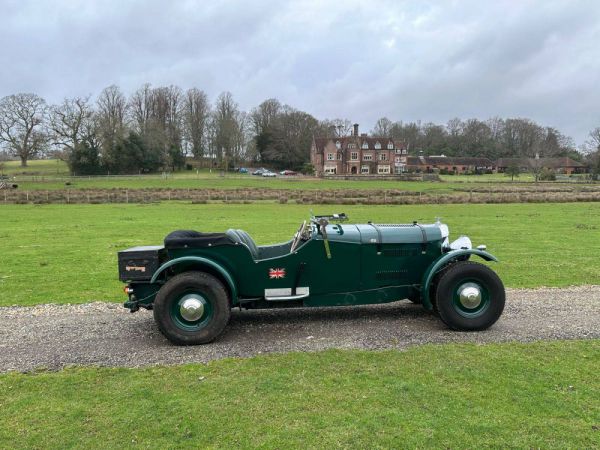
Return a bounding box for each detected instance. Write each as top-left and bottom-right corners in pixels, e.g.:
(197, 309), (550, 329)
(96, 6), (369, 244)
(1, 0), (599, 144)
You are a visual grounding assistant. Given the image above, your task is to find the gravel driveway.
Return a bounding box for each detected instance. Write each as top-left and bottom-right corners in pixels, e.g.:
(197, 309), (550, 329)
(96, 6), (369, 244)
(1, 286), (599, 373)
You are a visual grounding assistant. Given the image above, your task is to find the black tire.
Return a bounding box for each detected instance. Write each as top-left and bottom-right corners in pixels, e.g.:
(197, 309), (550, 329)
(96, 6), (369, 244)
(435, 261), (505, 331)
(153, 271), (231, 345)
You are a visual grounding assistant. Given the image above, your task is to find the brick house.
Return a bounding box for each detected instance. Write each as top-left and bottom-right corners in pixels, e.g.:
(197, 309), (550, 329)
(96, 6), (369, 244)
(405, 155), (496, 173)
(496, 157), (587, 175)
(311, 124), (408, 176)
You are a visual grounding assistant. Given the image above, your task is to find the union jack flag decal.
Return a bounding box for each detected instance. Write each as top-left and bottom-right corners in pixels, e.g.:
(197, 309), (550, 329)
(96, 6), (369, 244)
(269, 268), (286, 279)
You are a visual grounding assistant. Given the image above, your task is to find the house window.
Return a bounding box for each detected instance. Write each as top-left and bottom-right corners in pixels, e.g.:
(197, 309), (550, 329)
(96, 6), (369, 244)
(348, 143), (356, 149)
(362, 141), (369, 149)
(350, 152), (358, 160)
(361, 165), (369, 174)
(327, 153), (334, 160)
(337, 153), (342, 160)
(374, 141), (381, 149)
(324, 165), (337, 174)
(377, 165), (391, 174)
(363, 154), (373, 161)
(379, 153), (387, 161)
(335, 141), (341, 149)
(388, 142), (394, 150)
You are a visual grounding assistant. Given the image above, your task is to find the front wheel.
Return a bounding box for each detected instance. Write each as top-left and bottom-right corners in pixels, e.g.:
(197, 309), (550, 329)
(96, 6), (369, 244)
(153, 271), (231, 345)
(435, 261), (505, 331)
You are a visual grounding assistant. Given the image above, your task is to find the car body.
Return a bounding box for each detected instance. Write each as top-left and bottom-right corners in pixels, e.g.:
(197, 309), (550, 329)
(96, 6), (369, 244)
(279, 170), (297, 176)
(262, 171), (276, 177)
(252, 168), (267, 176)
(118, 213), (505, 345)
(238, 167), (248, 174)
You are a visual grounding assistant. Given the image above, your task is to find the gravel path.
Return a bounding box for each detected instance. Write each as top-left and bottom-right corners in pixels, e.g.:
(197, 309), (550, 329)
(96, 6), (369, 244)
(1, 286), (599, 372)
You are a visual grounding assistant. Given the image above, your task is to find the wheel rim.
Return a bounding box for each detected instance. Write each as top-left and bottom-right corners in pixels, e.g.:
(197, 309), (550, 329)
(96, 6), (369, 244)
(170, 292), (213, 331)
(452, 280), (490, 318)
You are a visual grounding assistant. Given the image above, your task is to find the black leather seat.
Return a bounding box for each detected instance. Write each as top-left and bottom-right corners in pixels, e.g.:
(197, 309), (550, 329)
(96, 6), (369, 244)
(226, 229), (259, 259)
(164, 230), (234, 249)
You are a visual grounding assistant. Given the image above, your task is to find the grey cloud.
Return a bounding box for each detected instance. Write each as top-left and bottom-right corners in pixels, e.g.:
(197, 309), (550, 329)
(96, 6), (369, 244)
(1, 0), (599, 144)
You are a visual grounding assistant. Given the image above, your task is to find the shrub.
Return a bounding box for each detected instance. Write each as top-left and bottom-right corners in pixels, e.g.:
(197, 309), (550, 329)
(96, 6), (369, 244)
(539, 168), (556, 181)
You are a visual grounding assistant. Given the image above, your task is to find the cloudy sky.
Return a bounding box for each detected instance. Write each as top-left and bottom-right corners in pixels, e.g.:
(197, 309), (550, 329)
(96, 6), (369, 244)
(1, 0), (599, 144)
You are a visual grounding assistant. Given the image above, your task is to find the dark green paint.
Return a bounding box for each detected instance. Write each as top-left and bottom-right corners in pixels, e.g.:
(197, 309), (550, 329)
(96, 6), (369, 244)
(122, 221), (500, 313)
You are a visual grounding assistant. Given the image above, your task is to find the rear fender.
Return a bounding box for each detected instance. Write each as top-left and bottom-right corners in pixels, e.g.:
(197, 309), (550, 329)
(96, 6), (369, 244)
(421, 250), (498, 310)
(151, 256), (238, 303)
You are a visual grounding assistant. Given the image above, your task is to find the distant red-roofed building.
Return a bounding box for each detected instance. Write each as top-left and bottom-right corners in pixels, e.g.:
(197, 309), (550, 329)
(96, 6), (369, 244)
(405, 155), (495, 173)
(496, 157), (587, 175)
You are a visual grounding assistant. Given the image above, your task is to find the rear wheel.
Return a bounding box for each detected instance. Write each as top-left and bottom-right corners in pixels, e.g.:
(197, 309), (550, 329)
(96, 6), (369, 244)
(153, 271), (231, 345)
(435, 261), (505, 331)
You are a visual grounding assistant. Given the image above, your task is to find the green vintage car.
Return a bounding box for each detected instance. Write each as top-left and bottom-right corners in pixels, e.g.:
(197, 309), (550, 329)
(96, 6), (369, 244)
(118, 213), (505, 345)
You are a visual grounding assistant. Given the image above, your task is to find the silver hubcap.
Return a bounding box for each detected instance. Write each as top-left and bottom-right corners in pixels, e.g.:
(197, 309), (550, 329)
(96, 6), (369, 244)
(458, 283), (482, 309)
(179, 295), (205, 321)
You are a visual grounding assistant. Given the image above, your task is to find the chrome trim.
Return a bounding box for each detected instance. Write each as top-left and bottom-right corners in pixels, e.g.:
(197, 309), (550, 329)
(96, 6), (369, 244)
(179, 295), (205, 321)
(265, 287), (309, 301)
(450, 236), (472, 250)
(457, 283), (482, 309)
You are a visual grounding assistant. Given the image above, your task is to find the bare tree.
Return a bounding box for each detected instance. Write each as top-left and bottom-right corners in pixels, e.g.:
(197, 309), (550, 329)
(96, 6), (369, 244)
(49, 95), (95, 155)
(0, 93), (48, 166)
(213, 92), (240, 167)
(96, 85), (127, 148)
(129, 83), (154, 135)
(320, 118), (353, 137)
(372, 117), (392, 137)
(250, 98), (282, 136)
(183, 88), (210, 159)
(584, 127), (600, 178)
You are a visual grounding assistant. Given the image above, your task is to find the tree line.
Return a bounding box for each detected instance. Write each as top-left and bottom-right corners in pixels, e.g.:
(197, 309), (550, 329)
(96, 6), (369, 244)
(0, 85), (598, 175)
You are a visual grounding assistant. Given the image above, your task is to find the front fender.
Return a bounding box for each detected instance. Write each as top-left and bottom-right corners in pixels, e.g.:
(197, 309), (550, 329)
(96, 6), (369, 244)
(151, 256), (238, 302)
(421, 249), (498, 310)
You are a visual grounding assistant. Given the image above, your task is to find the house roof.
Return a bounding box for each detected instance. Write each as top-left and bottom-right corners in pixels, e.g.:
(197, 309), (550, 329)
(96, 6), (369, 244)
(406, 156), (495, 166)
(496, 157), (586, 168)
(313, 136), (406, 152)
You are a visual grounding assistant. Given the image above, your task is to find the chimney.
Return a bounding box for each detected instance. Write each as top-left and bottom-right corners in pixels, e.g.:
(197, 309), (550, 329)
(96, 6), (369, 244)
(353, 123), (359, 137)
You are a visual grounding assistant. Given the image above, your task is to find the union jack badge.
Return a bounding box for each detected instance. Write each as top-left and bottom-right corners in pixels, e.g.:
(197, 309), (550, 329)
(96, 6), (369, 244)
(269, 268), (286, 279)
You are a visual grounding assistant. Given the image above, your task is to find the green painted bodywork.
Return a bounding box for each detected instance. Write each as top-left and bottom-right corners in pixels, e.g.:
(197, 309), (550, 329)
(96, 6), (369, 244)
(123, 221), (499, 312)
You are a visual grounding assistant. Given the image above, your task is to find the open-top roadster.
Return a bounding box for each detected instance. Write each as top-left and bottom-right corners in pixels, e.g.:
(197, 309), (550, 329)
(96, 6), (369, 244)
(118, 213), (505, 345)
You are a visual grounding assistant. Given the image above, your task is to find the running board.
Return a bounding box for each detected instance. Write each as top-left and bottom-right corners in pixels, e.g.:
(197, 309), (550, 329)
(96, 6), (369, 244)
(265, 287), (309, 301)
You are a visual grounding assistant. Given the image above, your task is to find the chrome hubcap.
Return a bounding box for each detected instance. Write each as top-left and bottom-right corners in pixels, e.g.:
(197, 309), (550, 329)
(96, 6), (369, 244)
(458, 283), (482, 309)
(179, 295), (205, 321)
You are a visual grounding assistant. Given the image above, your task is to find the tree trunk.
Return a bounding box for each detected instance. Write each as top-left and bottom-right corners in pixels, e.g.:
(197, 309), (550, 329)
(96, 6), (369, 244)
(20, 157), (28, 167)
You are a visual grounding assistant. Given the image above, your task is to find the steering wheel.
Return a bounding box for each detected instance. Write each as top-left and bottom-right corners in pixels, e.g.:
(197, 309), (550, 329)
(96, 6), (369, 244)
(290, 220), (307, 253)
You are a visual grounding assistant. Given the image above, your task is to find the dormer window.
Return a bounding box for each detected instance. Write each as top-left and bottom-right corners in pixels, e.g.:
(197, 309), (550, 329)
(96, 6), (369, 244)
(374, 141), (381, 149)
(335, 141), (341, 149)
(361, 141), (369, 149)
(387, 142), (394, 150)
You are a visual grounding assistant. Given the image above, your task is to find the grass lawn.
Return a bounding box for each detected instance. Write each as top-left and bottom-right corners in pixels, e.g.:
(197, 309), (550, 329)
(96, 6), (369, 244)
(1, 340), (598, 448)
(0, 202), (598, 306)
(10, 173), (466, 192)
(1, 158), (70, 177)
(6, 159), (592, 192)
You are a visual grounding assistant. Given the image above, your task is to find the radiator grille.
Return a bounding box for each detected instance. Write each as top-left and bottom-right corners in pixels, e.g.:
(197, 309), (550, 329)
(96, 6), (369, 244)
(382, 248), (418, 257)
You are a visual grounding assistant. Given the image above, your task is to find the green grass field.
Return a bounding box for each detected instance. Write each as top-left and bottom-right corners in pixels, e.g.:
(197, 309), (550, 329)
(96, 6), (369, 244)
(5, 158), (590, 192)
(1, 202), (598, 306)
(1, 158), (70, 176)
(1, 340), (598, 448)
